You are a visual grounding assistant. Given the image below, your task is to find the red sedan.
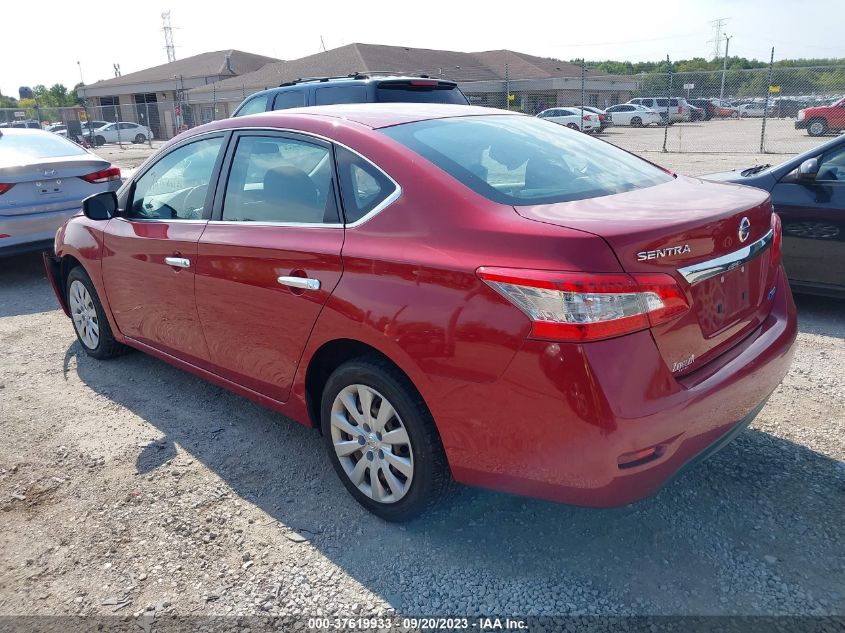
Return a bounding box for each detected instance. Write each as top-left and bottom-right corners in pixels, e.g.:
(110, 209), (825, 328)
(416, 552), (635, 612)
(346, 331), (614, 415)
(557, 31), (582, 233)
(45, 104), (797, 521)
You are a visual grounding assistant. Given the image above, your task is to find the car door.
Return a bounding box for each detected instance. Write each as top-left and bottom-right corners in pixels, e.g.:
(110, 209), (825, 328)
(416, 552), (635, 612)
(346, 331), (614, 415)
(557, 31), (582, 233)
(771, 143), (845, 293)
(101, 133), (227, 365)
(195, 131), (344, 401)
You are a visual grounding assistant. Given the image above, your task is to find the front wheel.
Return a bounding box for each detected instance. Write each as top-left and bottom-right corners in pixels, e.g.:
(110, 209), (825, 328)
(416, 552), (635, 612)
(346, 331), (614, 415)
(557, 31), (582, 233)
(94, 135), (106, 146)
(66, 267), (128, 360)
(321, 358), (452, 521)
(807, 119), (828, 137)
(630, 116), (642, 127)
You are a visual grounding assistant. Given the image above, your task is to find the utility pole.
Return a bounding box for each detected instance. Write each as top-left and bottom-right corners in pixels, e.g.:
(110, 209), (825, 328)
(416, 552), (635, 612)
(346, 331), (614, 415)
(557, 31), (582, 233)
(162, 11), (176, 63)
(719, 35), (732, 102)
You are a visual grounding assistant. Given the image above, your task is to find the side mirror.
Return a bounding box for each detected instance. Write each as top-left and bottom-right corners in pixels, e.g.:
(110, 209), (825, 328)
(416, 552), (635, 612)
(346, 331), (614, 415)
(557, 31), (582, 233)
(798, 158), (820, 180)
(82, 191), (118, 220)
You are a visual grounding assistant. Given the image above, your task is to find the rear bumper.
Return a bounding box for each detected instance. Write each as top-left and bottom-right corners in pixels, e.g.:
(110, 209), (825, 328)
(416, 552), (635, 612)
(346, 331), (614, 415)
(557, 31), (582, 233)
(441, 266), (797, 506)
(0, 207), (80, 255)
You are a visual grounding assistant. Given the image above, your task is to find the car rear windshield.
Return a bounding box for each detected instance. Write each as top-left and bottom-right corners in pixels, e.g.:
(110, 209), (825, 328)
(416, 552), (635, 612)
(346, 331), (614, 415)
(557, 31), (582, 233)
(0, 132), (87, 163)
(376, 81), (468, 105)
(380, 115), (673, 205)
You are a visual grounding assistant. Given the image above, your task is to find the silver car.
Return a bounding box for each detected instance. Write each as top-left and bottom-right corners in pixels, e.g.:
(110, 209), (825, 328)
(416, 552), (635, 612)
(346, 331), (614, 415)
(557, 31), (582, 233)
(0, 128), (121, 256)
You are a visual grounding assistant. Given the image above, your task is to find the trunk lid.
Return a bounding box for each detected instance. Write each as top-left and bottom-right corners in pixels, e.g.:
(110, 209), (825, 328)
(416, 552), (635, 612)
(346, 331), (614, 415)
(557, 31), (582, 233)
(514, 176), (779, 375)
(0, 155), (111, 217)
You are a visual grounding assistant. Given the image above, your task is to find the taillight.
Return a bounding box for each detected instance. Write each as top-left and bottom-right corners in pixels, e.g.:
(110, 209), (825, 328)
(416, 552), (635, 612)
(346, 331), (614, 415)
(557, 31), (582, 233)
(477, 268), (690, 342)
(80, 166), (121, 183)
(0, 183), (13, 195)
(678, 106), (682, 113)
(771, 213), (783, 265)
(583, 115), (592, 121)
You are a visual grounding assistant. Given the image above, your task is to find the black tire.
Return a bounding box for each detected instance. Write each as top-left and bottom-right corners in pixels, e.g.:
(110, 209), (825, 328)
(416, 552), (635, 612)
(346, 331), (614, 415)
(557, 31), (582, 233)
(630, 116), (642, 127)
(566, 123), (579, 130)
(320, 357), (452, 522)
(94, 135), (106, 146)
(134, 133), (146, 144)
(807, 118), (828, 137)
(66, 266), (128, 360)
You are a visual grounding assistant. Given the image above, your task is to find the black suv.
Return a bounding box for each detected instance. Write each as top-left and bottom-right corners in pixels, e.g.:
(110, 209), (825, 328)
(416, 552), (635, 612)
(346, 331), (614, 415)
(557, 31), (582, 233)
(232, 74), (469, 117)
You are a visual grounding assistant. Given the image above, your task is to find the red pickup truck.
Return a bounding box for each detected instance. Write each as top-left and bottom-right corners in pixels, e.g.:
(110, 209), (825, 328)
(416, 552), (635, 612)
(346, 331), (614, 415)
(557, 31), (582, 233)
(795, 96), (845, 136)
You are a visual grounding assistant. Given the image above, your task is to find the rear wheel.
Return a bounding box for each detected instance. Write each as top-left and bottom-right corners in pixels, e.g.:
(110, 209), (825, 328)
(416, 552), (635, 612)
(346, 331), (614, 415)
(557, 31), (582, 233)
(808, 119), (828, 137)
(630, 116), (642, 127)
(566, 123), (579, 131)
(66, 267), (127, 360)
(731, 111), (739, 119)
(134, 133), (146, 144)
(321, 358), (451, 521)
(94, 135), (106, 146)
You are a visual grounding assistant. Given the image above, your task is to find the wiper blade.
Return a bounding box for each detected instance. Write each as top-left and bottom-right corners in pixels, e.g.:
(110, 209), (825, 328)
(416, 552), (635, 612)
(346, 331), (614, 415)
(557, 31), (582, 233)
(741, 164), (771, 176)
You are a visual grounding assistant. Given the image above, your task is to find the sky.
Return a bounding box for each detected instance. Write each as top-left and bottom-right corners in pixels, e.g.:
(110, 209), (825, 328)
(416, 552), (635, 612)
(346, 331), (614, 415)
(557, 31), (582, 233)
(1, 0), (843, 98)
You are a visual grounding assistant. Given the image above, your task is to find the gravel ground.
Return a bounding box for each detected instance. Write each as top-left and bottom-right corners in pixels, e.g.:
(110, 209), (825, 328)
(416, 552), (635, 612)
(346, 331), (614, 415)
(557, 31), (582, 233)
(0, 252), (843, 623)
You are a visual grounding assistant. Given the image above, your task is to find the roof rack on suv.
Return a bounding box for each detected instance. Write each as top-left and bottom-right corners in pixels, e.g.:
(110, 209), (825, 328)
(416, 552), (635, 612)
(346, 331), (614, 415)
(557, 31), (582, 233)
(279, 72), (434, 87)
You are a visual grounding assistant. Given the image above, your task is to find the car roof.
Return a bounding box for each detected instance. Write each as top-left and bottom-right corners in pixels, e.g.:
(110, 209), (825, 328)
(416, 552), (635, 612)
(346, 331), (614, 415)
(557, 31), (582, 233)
(224, 103), (517, 129)
(0, 127), (50, 136)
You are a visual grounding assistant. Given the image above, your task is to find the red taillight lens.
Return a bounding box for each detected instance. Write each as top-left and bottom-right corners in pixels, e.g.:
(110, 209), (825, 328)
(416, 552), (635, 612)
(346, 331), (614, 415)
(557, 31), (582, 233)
(0, 183), (13, 195)
(583, 115), (592, 120)
(678, 106), (682, 113)
(771, 213), (783, 265)
(80, 166), (121, 183)
(477, 268), (690, 342)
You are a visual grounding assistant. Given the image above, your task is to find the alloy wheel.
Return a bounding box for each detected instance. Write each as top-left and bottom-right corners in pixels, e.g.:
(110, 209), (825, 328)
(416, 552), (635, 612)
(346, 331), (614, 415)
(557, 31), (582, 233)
(69, 280), (100, 349)
(330, 384), (414, 504)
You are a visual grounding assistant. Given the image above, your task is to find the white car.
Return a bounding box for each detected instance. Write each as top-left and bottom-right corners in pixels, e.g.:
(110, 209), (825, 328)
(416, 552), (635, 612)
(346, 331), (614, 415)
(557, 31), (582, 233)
(605, 103), (663, 127)
(536, 108), (601, 133)
(92, 121), (153, 145)
(738, 103), (766, 118)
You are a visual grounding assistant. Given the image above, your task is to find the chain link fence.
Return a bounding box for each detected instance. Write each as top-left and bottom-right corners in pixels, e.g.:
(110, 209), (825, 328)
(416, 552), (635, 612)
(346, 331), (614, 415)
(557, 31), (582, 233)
(2, 61), (842, 158)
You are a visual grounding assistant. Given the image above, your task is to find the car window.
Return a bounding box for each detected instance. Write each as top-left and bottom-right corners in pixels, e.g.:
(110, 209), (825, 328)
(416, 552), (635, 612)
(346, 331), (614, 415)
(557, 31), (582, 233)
(222, 136), (339, 224)
(382, 115), (673, 206)
(119, 123), (136, 130)
(272, 90), (305, 110)
(656, 99), (668, 107)
(235, 95), (269, 117)
(335, 146), (398, 224)
(376, 81), (467, 105)
(669, 99), (679, 106)
(0, 131), (88, 162)
(817, 146), (845, 182)
(314, 86), (368, 105)
(128, 137), (223, 220)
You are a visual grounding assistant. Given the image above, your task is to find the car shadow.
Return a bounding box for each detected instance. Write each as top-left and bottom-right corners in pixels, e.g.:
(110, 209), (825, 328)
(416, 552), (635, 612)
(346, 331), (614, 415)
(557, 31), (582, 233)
(68, 317), (845, 615)
(0, 251), (58, 317)
(794, 293), (845, 340)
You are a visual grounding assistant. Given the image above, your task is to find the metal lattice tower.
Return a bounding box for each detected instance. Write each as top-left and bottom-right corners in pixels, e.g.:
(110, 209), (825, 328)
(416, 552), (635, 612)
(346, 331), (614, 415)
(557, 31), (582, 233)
(162, 11), (176, 63)
(708, 18), (729, 59)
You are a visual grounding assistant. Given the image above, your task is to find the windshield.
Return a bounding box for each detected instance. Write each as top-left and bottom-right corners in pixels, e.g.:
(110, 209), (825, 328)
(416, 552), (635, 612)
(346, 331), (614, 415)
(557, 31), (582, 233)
(0, 131), (87, 164)
(376, 82), (468, 105)
(381, 115), (673, 205)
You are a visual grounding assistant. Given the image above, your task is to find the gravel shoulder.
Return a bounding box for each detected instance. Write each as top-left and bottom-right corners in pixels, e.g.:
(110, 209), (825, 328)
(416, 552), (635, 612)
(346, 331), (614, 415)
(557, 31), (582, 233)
(0, 252), (843, 620)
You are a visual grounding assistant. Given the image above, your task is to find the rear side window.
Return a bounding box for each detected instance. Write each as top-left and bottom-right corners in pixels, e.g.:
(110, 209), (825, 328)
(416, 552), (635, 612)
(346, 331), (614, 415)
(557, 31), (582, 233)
(335, 146), (398, 224)
(656, 99), (668, 106)
(376, 81), (468, 105)
(222, 136), (339, 224)
(273, 90), (305, 110)
(381, 115), (672, 206)
(235, 95), (269, 117)
(315, 86), (368, 105)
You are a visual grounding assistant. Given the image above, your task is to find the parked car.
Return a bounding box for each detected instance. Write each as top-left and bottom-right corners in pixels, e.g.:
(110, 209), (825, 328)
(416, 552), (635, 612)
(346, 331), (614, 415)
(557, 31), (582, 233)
(738, 103), (766, 118)
(709, 100), (740, 118)
(0, 119), (42, 129)
(627, 97), (691, 122)
(0, 128), (120, 256)
(536, 107), (601, 132)
(604, 103), (662, 127)
(703, 133), (845, 298)
(688, 99), (717, 120)
(767, 99), (807, 119)
(91, 122), (153, 145)
(579, 106), (613, 131)
(233, 74), (469, 117)
(795, 95), (845, 137)
(56, 120), (110, 141)
(689, 105), (706, 121)
(46, 123), (67, 134)
(44, 103), (796, 521)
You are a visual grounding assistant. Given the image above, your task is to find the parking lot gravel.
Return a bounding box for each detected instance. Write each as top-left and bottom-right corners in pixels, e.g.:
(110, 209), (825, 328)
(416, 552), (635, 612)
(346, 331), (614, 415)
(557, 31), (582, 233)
(1, 246), (843, 621)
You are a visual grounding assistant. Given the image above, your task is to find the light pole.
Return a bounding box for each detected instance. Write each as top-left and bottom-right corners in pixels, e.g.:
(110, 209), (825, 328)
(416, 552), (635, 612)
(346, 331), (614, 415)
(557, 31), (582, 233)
(719, 35), (732, 103)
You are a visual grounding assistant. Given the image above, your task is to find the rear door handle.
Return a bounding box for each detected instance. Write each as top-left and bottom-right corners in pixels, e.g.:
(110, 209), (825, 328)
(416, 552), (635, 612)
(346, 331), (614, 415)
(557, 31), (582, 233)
(277, 276), (320, 290)
(165, 257), (191, 268)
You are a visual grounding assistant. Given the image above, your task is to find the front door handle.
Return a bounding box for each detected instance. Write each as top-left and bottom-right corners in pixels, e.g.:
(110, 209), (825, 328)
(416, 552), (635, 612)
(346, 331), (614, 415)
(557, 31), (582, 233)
(165, 256), (191, 269)
(277, 276), (320, 290)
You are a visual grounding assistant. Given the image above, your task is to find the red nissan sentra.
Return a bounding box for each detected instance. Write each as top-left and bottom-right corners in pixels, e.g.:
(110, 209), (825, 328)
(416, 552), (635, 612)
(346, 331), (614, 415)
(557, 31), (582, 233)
(44, 104), (797, 521)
